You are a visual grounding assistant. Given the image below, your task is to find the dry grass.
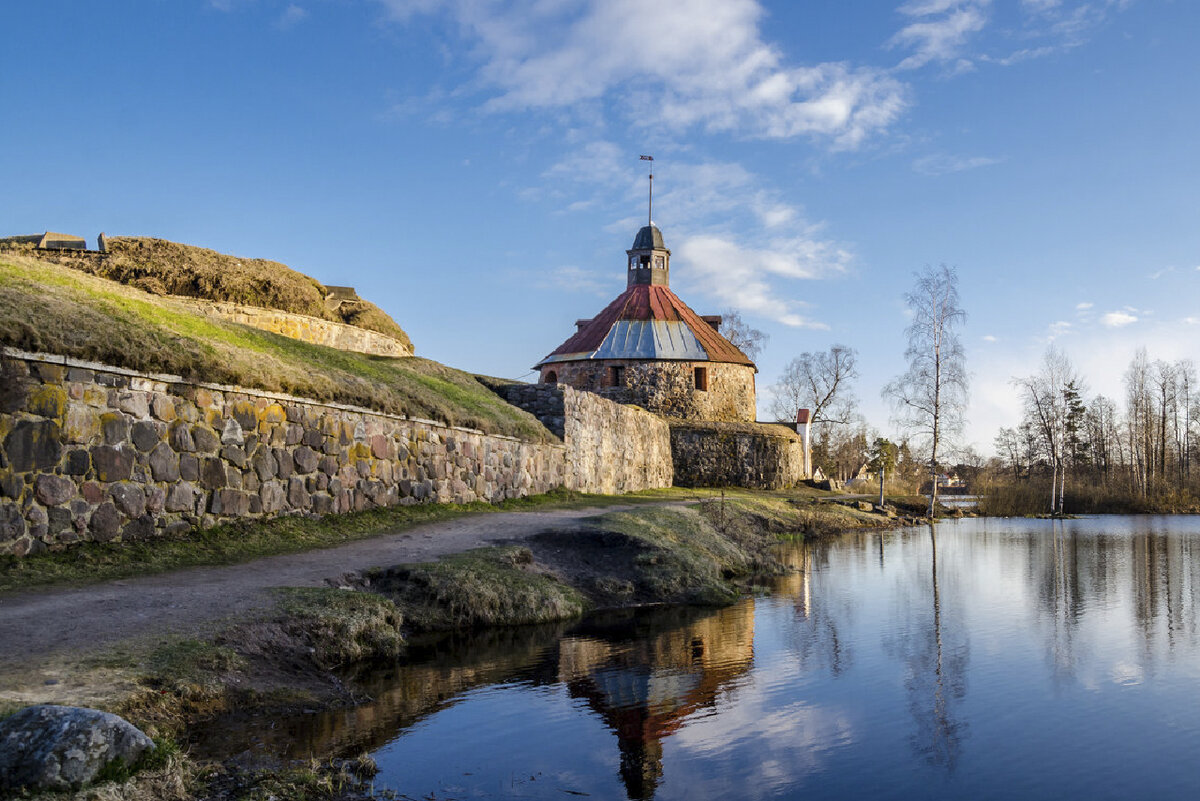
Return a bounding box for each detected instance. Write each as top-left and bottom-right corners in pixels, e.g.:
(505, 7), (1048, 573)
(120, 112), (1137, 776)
(0, 254), (548, 442)
(0, 237), (412, 349)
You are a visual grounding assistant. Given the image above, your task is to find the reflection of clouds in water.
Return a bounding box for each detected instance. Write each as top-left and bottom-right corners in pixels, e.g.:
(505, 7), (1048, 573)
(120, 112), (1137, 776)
(1110, 661), (1143, 687)
(668, 692), (854, 799)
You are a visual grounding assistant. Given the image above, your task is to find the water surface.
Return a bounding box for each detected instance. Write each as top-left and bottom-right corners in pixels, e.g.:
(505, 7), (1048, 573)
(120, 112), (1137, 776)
(203, 516), (1200, 799)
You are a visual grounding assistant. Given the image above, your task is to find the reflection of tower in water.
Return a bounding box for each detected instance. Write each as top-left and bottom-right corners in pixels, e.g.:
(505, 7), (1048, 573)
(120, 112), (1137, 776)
(557, 603), (756, 800)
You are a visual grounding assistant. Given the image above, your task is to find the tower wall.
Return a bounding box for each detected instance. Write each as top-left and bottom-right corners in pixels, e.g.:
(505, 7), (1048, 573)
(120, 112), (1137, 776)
(540, 360), (756, 423)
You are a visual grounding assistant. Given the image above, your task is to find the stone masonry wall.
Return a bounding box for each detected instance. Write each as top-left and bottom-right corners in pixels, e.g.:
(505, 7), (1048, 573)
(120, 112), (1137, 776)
(494, 383), (673, 495)
(174, 299), (412, 358)
(541, 360), (756, 423)
(0, 351), (564, 557)
(669, 421), (809, 490)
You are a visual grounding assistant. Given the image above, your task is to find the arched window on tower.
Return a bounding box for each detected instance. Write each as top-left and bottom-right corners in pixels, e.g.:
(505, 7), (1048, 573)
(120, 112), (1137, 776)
(543, 370), (558, 384)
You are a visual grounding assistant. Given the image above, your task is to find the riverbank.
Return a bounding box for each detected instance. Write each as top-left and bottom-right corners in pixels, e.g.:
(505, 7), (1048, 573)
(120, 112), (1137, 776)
(0, 487), (900, 799)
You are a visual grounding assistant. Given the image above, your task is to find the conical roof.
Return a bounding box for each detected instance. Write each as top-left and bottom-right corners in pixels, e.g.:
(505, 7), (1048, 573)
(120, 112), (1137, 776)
(537, 284), (753, 367)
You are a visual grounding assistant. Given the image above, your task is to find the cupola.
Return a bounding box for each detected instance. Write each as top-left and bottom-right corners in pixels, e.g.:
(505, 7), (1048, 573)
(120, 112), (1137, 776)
(626, 224), (670, 287)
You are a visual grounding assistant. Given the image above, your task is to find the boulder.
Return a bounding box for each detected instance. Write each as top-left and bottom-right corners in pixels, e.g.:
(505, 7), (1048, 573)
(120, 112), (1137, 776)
(0, 705), (154, 792)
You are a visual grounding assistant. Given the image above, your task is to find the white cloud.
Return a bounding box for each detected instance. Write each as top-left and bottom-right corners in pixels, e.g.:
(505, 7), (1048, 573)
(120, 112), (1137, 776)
(1184, 316), (1200, 326)
(890, 0), (992, 71)
(982, 334), (998, 342)
(912, 153), (1002, 175)
(276, 4), (308, 28)
(677, 234), (842, 328)
(1148, 266), (1175, 280)
(378, 0), (908, 148)
(536, 264), (620, 297)
(1101, 310), (1138, 328)
(1075, 301), (1093, 310)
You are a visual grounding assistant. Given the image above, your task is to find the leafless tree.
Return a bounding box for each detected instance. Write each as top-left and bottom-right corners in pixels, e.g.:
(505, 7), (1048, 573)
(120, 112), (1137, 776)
(1013, 347), (1081, 514)
(883, 265), (968, 517)
(719, 309), (768, 362)
(769, 345), (859, 428)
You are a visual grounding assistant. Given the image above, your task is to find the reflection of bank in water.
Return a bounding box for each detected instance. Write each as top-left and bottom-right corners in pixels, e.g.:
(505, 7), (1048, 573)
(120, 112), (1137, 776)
(188, 603), (756, 800)
(558, 603), (756, 799)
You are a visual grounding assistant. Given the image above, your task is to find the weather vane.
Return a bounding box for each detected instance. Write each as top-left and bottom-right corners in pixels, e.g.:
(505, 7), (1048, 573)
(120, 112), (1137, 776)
(640, 155), (654, 227)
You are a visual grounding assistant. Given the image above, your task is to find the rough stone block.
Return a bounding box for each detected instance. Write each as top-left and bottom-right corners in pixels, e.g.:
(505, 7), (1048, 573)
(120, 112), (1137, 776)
(287, 477), (308, 507)
(131, 420), (160, 452)
(109, 483), (146, 518)
(169, 422), (195, 452)
(4, 420), (63, 472)
(92, 445), (134, 482)
(149, 442), (180, 481)
(221, 418), (244, 445)
(63, 405), (98, 444)
(0, 503), (25, 543)
(260, 481), (286, 513)
(179, 453), (199, 481)
(166, 483), (199, 513)
(221, 444), (248, 468)
(200, 458), (227, 490)
(35, 475), (75, 507)
(146, 486), (166, 515)
(151, 395), (176, 422)
(0, 474), (22, 500)
(293, 446), (319, 474)
(47, 506), (73, 537)
(64, 449), (90, 476)
(191, 426), (219, 454)
(121, 515), (154, 541)
(100, 413), (130, 446)
(89, 502), (122, 541)
(115, 391), (150, 419)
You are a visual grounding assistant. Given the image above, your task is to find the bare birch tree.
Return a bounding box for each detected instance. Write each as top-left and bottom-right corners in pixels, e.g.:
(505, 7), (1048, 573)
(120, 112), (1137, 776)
(883, 265), (968, 517)
(769, 345), (859, 427)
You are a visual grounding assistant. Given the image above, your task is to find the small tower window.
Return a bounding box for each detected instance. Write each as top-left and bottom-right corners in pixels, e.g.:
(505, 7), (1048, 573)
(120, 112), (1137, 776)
(609, 366), (625, 387)
(694, 366), (708, 391)
(654, 255), (665, 269)
(543, 370), (557, 384)
(629, 256), (637, 270)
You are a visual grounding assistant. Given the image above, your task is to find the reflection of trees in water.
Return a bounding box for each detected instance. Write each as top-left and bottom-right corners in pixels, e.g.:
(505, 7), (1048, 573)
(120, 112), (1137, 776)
(881, 526), (969, 770)
(774, 539), (852, 677)
(1027, 520), (1200, 685)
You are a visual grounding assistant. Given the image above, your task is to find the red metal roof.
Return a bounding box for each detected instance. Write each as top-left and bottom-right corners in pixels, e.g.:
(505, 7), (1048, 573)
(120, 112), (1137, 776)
(540, 284), (753, 366)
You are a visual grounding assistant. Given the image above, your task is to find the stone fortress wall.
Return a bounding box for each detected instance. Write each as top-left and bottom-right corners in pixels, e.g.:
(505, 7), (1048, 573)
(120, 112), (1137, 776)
(493, 383), (673, 495)
(0, 351), (672, 557)
(668, 421), (808, 490)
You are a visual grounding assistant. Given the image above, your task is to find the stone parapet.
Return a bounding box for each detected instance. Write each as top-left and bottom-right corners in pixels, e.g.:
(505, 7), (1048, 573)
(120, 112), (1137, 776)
(669, 421), (809, 489)
(0, 351), (563, 557)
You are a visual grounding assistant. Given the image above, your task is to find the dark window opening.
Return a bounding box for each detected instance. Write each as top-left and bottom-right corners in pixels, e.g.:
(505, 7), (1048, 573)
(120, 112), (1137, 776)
(609, 366), (625, 387)
(543, 370), (558, 384)
(694, 366), (709, 391)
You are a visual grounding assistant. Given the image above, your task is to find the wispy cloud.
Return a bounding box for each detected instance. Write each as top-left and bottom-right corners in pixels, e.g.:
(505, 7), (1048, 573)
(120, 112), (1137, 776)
(1075, 301), (1093, 310)
(276, 4), (308, 28)
(912, 153), (1002, 175)
(890, 0), (992, 71)
(377, 0), (908, 149)
(536, 264), (621, 297)
(982, 334), (998, 342)
(542, 143), (850, 327)
(1148, 265), (1175, 280)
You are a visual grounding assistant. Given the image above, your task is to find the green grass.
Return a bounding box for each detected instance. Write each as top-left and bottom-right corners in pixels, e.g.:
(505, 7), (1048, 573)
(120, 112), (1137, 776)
(0, 488), (691, 594)
(144, 638), (246, 696)
(272, 587), (405, 668)
(0, 253), (544, 440)
(370, 546), (587, 630)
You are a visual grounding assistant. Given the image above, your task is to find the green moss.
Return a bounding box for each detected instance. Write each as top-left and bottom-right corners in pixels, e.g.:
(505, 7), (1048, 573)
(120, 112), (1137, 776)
(145, 639), (245, 695)
(372, 546), (588, 630)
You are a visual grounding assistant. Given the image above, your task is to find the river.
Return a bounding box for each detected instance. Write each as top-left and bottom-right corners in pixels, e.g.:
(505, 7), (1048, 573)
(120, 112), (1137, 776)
(196, 515), (1200, 799)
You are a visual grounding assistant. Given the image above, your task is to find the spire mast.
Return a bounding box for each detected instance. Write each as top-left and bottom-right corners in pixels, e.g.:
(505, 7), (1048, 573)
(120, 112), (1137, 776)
(640, 155), (654, 226)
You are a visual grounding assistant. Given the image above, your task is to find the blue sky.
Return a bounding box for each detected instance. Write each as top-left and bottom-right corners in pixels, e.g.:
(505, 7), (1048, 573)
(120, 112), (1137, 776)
(5, 0), (1199, 455)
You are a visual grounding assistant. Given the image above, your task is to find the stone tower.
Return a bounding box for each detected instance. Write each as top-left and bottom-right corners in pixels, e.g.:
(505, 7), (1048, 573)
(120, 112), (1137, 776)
(535, 223), (757, 423)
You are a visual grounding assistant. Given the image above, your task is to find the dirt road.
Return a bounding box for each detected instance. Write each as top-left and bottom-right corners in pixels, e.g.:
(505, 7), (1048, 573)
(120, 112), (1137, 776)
(0, 504), (679, 673)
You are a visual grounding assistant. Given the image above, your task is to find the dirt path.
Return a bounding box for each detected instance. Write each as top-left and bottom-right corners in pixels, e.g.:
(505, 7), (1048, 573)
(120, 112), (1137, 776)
(0, 503), (684, 674)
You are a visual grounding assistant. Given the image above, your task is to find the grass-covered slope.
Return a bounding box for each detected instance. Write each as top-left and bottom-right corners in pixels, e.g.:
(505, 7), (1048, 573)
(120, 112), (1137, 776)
(2, 236), (412, 349)
(0, 253), (550, 442)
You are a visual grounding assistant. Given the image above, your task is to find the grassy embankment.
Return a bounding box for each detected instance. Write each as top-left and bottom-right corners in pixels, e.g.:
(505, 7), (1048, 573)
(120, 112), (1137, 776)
(0, 253), (547, 442)
(0, 236), (412, 349)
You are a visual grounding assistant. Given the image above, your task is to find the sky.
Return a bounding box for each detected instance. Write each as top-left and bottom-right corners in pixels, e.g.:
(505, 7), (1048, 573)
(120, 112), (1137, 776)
(4, 0), (1199, 456)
